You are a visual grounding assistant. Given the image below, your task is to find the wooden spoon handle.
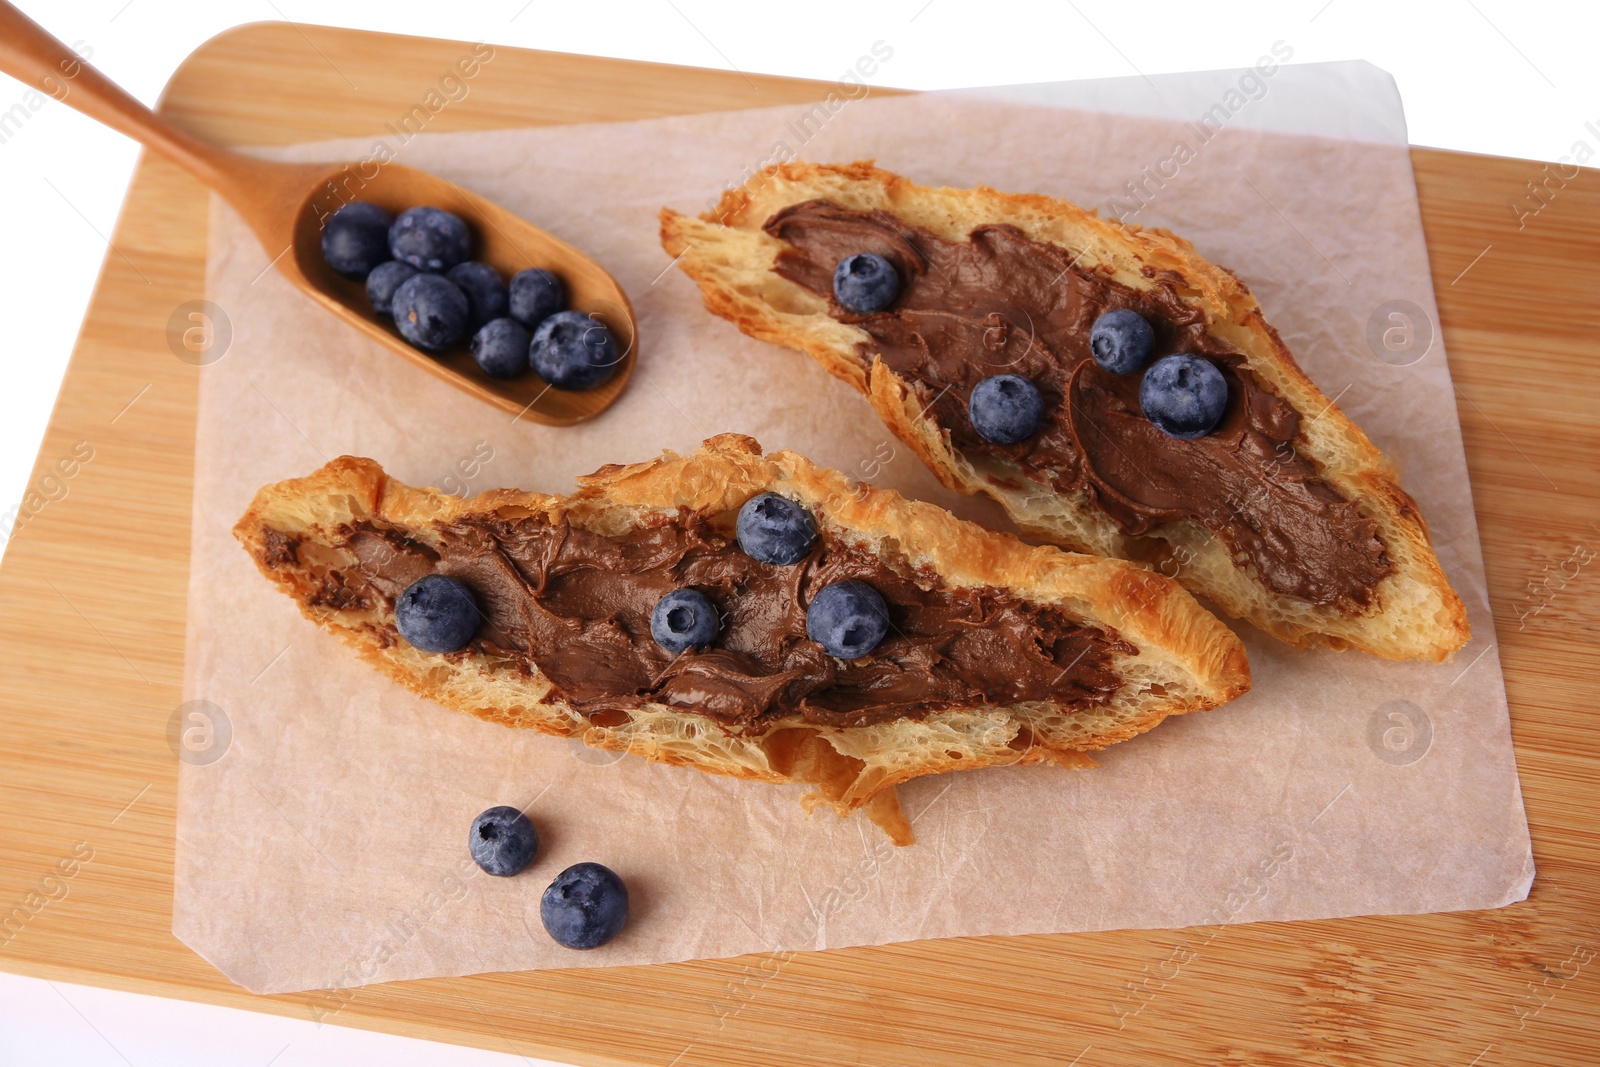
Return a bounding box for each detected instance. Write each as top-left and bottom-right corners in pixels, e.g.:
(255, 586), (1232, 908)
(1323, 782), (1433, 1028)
(0, 2), (237, 187)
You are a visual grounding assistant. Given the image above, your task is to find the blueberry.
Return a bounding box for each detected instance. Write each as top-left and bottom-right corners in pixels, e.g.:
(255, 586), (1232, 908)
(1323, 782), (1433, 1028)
(388, 206), (471, 272)
(736, 492), (817, 566)
(391, 273), (470, 352)
(321, 201), (393, 279)
(651, 588), (719, 655)
(529, 309), (620, 390)
(508, 268), (566, 329)
(470, 317), (531, 379)
(541, 862), (628, 949)
(468, 805), (539, 877)
(366, 260), (419, 317)
(395, 574), (480, 652)
(968, 374), (1045, 445)
(806, 580), (889, 660)
(446, 261), (508, 329)
(1139, 354), (1229, 439)
(832, 253), (900, 314)
(1089, 308), (1155, 375)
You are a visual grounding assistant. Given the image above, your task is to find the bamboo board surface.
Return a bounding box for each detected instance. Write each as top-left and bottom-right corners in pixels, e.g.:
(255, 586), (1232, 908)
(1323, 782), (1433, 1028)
(1, 23), (1597, 1067)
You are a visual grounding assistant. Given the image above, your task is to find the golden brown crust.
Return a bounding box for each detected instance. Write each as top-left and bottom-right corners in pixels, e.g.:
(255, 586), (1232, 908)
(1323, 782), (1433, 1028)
(659, 161), (1470, 661)
(235, 435), (1249, 844)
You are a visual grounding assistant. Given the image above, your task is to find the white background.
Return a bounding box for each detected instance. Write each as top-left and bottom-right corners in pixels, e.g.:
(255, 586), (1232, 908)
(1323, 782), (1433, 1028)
(0, 1), (1594, 1063)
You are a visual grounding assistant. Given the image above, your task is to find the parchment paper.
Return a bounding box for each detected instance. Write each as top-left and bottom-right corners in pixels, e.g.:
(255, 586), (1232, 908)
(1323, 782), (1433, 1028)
(176, 62), (1532, 996)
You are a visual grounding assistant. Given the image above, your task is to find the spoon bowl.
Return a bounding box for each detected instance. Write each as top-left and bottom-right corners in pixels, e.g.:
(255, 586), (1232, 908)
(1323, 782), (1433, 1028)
(0, 2), (635, 425)
(285, 161), (636, 424)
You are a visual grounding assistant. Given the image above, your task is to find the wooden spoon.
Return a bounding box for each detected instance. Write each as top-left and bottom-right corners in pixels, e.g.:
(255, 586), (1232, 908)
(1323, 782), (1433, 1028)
(0, 3), (635, 425)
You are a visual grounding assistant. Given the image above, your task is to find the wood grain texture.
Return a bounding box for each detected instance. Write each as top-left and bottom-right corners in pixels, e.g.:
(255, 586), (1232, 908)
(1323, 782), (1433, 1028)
(1, 23), (1596, 1067)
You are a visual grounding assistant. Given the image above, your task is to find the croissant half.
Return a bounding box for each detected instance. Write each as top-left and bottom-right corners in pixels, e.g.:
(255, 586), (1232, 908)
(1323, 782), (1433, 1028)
(660, 162), (1469, 661)
(236, 435), (1248, 843)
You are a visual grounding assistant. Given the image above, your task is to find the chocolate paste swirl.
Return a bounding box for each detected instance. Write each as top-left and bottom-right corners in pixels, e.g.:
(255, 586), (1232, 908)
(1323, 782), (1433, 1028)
(763, 200), (1390, 608)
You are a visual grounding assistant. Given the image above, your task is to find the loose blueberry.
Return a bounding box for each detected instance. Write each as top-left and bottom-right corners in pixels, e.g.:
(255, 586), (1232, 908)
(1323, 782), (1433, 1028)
(968, 374), (1045, 445)
(1139, 354), (1229, 439)
(529, 309), (620, 390)
(832, 252), (900, 314)
(736, 492), (817, 566)
(541, 862), (628, 950)
(391, 273), (470, 352)
(388, 205), (471, 272)
(321, 201), (393, 279)
(1089, 308), (1155, 375)
(446, 261), (508, 329)
(395, 574), (480, 653)
(468, 805), (539, 877)
(471, 317), (531, 379)
(508, 268), (566, 329)
(651, 588), (719, 655)
(806, 580), (889, 660)
(365, 260), (419, 317)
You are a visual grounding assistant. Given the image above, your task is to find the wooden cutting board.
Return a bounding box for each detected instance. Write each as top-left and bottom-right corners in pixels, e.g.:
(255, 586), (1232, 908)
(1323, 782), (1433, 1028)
(1, 23), (1595, 1067)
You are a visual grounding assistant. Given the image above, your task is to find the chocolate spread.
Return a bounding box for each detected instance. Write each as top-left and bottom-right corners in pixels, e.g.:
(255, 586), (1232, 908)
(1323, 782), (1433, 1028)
(282, 512), (1133, 732)
(763, 200), (1391, 608)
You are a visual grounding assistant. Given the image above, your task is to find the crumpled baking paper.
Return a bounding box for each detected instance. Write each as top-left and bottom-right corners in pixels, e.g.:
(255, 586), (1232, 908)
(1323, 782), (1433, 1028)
(175, 60), (1531, 996)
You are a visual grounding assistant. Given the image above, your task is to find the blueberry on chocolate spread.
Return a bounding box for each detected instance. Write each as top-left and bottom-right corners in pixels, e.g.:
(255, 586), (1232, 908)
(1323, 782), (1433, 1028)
(736, 492), (817, 565)
(468, 805), (539, 877)
(1139, 354), (1228, 440)
(969, 374), (1044, 445)
(395, 574), (480, 653)
(832, 252), (900, 313)
(651, 588), (720, 654)
(1090, 308), (1154, 375)
(807, 580), (889, 660)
